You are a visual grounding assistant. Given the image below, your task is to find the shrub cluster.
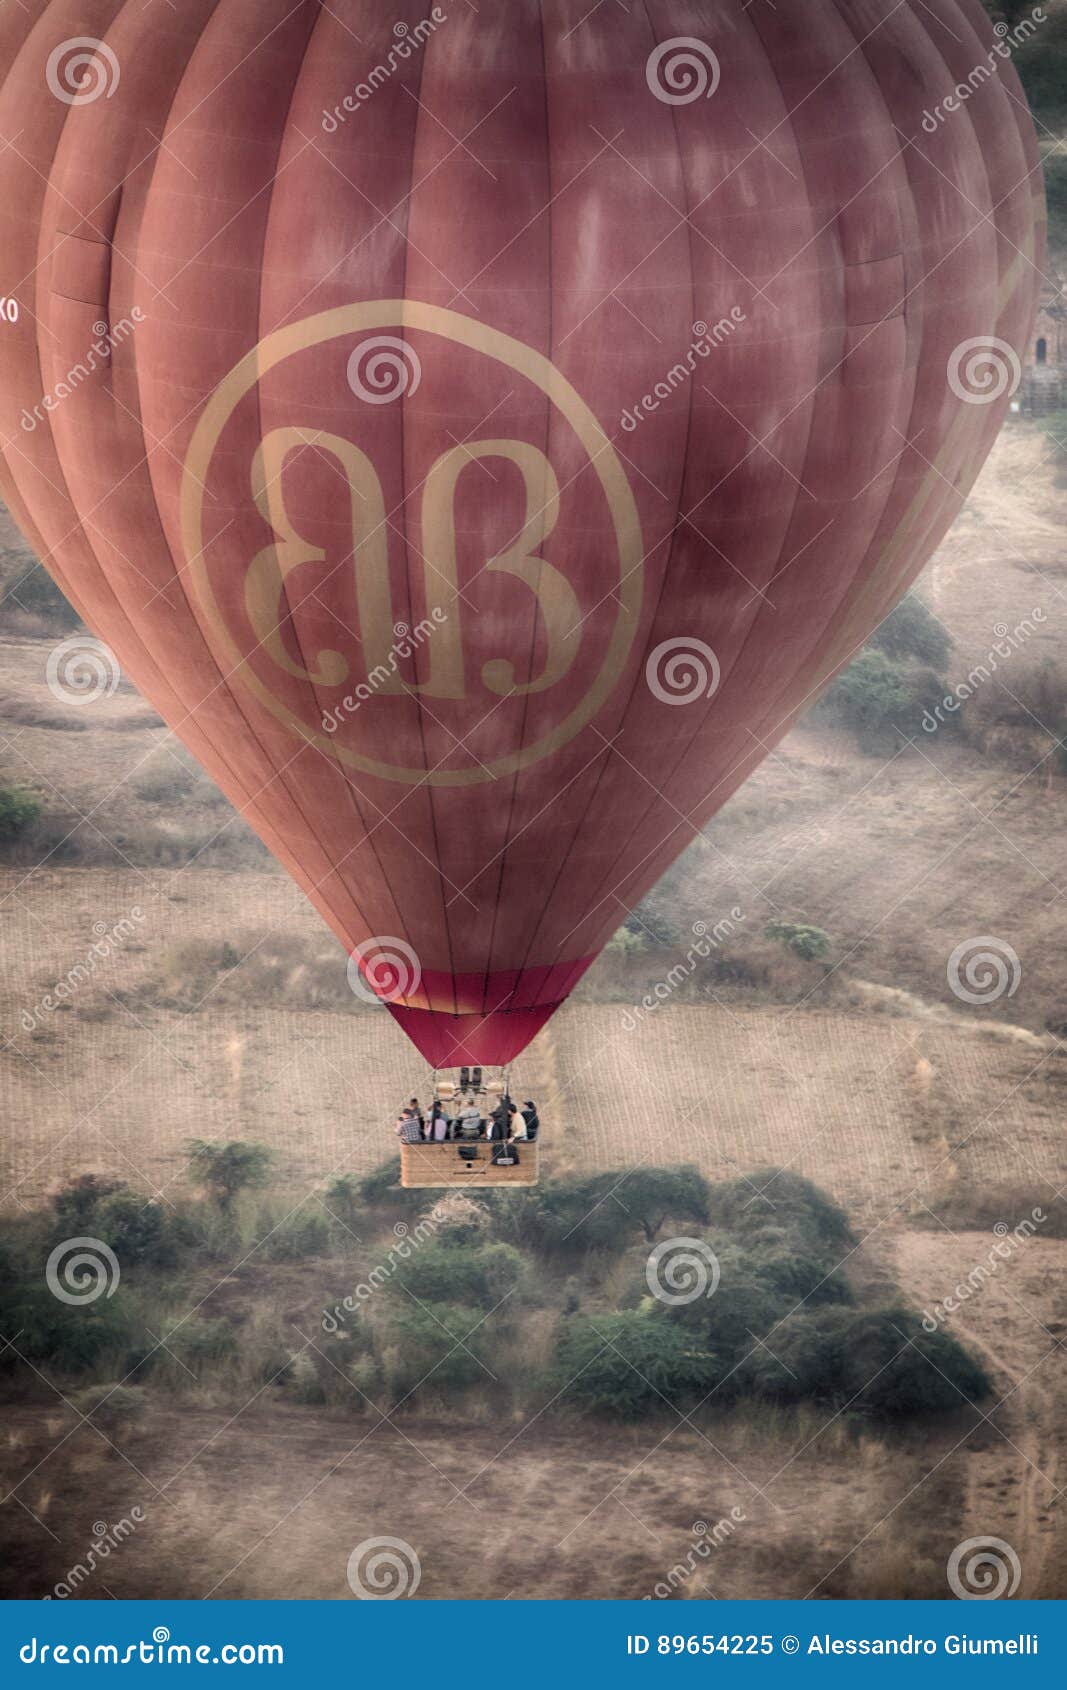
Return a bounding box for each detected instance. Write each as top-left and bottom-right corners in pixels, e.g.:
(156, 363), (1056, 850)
(814, 597), (952, 752)
(0, 1155), (990, 1434)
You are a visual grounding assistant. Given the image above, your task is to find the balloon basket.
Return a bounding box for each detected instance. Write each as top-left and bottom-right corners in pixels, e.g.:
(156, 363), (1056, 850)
(400, 1140), (539, 1189)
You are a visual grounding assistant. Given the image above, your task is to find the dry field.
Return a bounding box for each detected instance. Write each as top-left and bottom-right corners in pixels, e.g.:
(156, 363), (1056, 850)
(1, 421), (1066, 1599)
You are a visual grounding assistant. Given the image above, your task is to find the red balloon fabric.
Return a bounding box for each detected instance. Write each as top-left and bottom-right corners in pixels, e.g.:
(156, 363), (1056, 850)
(0, 1), (1044, 1067)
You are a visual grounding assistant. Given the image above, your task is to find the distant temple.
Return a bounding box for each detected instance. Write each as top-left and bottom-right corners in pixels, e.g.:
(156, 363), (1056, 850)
(1021, 274), (1065, 415)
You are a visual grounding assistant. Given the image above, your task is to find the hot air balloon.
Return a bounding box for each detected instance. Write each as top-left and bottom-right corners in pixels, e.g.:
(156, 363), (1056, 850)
(0, 0), (1044, 1078)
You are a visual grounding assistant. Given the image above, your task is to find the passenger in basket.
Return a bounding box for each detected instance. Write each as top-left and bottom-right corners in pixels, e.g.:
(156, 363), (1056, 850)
(427, 1100), (451, 1142)
(395, 1106), (423, 1145)
(458, 1099), (483, 1140)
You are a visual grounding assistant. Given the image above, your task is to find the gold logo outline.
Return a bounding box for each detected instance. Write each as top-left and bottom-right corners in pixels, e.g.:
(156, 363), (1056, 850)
(180, 300), (644, 788)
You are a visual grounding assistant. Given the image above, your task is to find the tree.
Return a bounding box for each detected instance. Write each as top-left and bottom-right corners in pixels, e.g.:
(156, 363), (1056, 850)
(705, 1169), (854, 1260)
(322, 1174), (363, 1235)
(981, 0), (1039, 26)
(357, 1156), (424, 1213)
(868, 595), (952, 669)
(51, 1173), (124, 1232)
(553, 1311), (720, 1419)
(618, 1166), (710, 1242)
(624, 904), (678, 947)
(186, 1140), (273, 1212)
(741, 1306), (990, 1420)
(818, 649), (911, 749)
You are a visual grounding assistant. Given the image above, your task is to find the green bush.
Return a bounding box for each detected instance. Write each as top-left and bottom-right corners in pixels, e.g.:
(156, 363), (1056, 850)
(868, 596), (951, 669)
(187, 1140), (273, 1212)
(746, 1233), (853, 1307)
(741, 1306), (990, 1420)
(494, 1168), (708, 1257)
(552, 1311), (719, 1419)
(764, 921), (831, 962)
(92, 1194), (174, 1268)
(163, 1318), (238, 1372)
(623, 905), (679, 947)
(706, 1170), (853, 1256)
(0, 1283), (136, 1375)
(258, 1207), (332, 1262)
(390, 1240), (526, 1309)
(0, 787), (42, 840)
(655, 1241), (787, 1349)
(322, 1175), (364, 1238)
(818, 650), (911, 748)
(379, 1302), (495, 1397)
(51, 1174), (124, 1233)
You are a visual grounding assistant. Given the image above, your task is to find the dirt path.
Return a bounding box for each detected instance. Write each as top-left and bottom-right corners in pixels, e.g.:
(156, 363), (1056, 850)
(890, 1230), (1066, 1597)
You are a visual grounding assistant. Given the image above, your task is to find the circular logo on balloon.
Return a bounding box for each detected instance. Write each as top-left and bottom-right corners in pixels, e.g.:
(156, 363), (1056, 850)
(181, 302), (644, 788)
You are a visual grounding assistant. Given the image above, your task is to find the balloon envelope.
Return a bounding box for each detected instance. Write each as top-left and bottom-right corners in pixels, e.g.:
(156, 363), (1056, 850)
(0, 0), (1043, 1065)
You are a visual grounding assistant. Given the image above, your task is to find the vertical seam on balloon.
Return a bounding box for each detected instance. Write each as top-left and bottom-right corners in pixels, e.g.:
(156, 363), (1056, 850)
(395, 15), (460, 1020)
(16, 0), (207, 728)
(476, 0), (557, 1020)
(548, 0), (932, 960)
(612, 0), (932, 911)
(506, 0), (701, 989)
(785, 0), (984, 662)
(694, 0), (1043, 823)
(708, 0), (1024, 812)
(0, 2), (94, 610)
(526, 0), (819, 973)
(254, 1), (425, 986)
(93, 1), (332, 885)
(127, 0), (388, 952)
(579, 0), (998, 946)
(11, 3), (118, 581)
(5, 0), (386, 962)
